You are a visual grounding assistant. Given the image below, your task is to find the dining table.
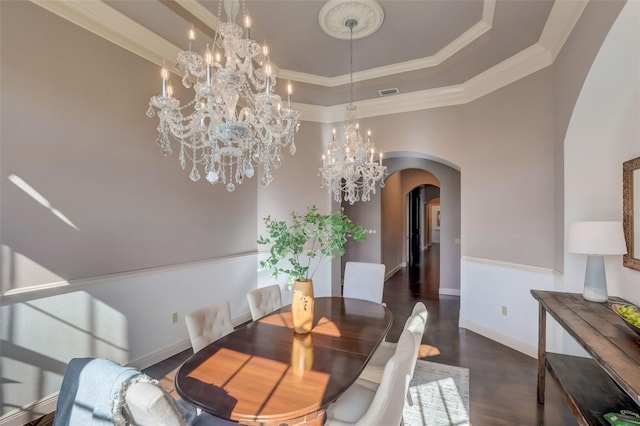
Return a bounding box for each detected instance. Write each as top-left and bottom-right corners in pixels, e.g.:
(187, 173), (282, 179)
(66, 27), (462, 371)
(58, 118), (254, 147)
(174, 296), (393, 426)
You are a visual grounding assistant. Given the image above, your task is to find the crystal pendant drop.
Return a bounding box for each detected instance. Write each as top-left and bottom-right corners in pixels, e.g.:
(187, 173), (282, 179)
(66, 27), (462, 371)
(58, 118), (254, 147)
(226, 182), (236, 192)
(206, 171), (219, 183)
(179, 146), (186, 169)
(189, 164), (201, 182)
(146, 106), (155, 118)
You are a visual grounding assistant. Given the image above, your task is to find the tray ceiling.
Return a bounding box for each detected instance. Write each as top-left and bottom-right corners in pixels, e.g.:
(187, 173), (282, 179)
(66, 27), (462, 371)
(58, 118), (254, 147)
(31, 0), (587, 121)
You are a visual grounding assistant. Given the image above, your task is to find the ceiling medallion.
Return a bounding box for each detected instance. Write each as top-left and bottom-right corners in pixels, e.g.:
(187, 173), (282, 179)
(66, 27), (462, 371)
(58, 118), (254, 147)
(319, 0), (384, 40)
(318, 18), (387, 204)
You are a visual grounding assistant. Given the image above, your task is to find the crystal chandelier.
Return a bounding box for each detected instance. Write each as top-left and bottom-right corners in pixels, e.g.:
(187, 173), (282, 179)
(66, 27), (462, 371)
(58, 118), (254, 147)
(146, 0), (300, 192)
(319, 19), (387, 205)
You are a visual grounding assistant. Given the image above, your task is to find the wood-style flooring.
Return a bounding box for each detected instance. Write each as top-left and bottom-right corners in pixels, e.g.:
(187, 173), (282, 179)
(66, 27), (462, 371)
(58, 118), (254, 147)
(27, 245), (577, 425)
(382, 245), (577, 426)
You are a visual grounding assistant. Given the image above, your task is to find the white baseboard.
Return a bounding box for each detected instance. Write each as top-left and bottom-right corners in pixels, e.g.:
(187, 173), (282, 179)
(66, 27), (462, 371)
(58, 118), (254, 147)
(439, 287), (460, 296)
(459, 319), (537, 359)
(385, 263), (406, 280)
(127, 338), (192, 370)
(128, 312), (252, 370)
(0, 394), (57, 426)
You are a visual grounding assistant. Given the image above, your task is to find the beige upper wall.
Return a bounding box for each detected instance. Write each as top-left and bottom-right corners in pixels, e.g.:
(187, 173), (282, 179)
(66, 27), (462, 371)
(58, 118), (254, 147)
(401, 169), (440, 195)
(1, 1), (258, 289)
(356, 68), (555, 269)
(381, 172), (404, 273)
(460, 69), (555, 268)
(551, 0), (627, 272)
(1, 0), (625, 288)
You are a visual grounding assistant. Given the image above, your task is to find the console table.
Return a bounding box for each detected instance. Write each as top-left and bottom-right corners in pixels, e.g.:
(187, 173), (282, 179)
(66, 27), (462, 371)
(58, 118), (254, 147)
(531, 290), (640, 425)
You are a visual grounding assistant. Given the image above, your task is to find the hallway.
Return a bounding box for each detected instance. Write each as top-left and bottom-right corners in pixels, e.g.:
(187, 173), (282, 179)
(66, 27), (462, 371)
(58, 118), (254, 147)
(384, 245), (577, 425)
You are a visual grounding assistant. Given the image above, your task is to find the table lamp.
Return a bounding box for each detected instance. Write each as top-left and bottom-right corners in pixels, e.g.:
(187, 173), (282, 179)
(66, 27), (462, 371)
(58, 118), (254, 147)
(568, 221), (627, 302)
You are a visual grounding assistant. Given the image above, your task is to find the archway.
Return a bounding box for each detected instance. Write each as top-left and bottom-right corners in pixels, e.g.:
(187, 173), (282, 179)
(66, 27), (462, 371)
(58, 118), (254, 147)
(342, 152), (461, 296)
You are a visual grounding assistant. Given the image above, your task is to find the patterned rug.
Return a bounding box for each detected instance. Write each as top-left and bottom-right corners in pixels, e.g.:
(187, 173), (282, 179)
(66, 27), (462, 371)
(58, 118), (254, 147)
(404, 360), (470, 426)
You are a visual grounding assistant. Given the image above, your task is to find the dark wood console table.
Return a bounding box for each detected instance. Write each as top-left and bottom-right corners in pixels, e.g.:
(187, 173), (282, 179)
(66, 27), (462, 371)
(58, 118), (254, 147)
(532, 290), (640, 425)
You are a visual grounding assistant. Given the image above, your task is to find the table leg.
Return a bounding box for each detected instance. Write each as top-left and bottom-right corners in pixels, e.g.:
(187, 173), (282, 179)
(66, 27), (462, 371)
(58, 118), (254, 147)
(537, 302), (546, 404)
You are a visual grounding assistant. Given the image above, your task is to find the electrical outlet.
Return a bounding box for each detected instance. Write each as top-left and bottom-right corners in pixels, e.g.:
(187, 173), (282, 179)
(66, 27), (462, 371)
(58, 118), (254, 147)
(501, 306), (508, 316)
(172, 312), (178, 324)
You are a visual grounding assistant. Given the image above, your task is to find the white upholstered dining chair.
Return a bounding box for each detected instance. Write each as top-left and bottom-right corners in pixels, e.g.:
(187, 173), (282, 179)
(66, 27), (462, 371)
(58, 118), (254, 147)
(53, 357), (234, 426)
(342, 262), (386, 304)
(324, 328), (417, 426)
(358, 301), (427, 386)
(185, 301), (234, 353)
(125, 379), (237, 425)
(246, 284), (283, 321)
(124, 380), (194, 426)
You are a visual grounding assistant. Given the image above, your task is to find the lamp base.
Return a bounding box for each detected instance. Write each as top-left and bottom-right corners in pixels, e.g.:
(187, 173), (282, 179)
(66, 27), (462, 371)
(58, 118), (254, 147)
(583, 255), (608, 303)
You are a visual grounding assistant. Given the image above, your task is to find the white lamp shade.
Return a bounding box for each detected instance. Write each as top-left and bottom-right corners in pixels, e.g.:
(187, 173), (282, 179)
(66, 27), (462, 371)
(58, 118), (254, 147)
(567, 221), (628, 255)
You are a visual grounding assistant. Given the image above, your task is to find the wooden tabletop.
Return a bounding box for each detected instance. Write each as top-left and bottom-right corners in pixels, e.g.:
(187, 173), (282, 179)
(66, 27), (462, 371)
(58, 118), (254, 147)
(175, 297), (393, 425)
(531, 290), (640, 403)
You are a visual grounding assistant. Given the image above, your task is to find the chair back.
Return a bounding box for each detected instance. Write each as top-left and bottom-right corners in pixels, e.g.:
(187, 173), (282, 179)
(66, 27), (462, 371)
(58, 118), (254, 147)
(185, 301), (234, 353)
(343, 262), (386, 304)
(247, 284), (283, 321)
(124, 381), (189, 426)
(358, 329), (417, 425)
(405, 302), (428, 378)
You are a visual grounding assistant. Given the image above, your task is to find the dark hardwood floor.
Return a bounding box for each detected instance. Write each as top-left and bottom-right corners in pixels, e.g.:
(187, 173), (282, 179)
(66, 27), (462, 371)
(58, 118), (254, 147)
(30, 245), (577, 425)
(382, 244), (577, 426)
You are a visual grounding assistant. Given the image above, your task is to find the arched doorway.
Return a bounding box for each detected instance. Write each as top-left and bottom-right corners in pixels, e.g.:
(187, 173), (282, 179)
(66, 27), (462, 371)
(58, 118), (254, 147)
(342, 153), (461, 296)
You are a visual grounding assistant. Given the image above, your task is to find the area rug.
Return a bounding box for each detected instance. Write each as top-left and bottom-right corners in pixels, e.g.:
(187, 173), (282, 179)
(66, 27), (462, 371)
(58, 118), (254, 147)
(403, 360), (470, 426)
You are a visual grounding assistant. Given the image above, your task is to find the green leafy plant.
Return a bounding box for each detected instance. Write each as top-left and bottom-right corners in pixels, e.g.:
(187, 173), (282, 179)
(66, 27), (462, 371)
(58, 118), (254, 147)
(258, 205), (369, 283)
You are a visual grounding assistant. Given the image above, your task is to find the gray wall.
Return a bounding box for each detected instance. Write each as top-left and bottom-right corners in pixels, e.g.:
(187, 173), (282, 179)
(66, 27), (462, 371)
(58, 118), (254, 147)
(1, 3), (261, 416)
(551, 0), (627, 272)
(459, 70), (555, 268)
(1, 1), (257, 291)
(343, 191), (383, 265)
(356, 68), (555, 270)
(381, 172), (404, 274)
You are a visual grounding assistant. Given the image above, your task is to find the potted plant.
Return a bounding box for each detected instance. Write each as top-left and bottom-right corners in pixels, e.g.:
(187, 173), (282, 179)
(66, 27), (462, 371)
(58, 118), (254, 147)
(258, 205), (368, 333)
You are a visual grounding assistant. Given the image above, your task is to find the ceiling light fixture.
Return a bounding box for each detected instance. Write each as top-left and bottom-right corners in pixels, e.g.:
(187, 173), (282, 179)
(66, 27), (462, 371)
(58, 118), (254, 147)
(319, 18), (387, 204)
(146, 0), (300, 192)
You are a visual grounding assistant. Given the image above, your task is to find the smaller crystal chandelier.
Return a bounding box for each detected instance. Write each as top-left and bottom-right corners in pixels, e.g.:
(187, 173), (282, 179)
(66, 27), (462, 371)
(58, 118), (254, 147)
(147, 0), (300, 192)
(319, 19), (387, 205)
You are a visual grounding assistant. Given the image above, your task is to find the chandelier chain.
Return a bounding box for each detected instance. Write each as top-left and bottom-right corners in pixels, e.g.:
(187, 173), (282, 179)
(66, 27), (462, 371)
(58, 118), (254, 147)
(349, 20), (354, 106)
(318, 18), (387, 204)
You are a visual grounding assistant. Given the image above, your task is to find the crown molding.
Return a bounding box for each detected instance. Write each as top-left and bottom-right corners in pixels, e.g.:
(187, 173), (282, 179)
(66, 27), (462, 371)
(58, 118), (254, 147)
(30, 0), (587, 123)
(30, 0), (180, 68)
(300, 43), (552, 123)
(538, 0), (588, 61)
(278, 0), (496, 87)
(462, 43), (552, 102)
(281, 20), (493, 87)
(295, 0), (584, 123)
(174, 0), (221, 30)
(325, 85), (468, 122)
